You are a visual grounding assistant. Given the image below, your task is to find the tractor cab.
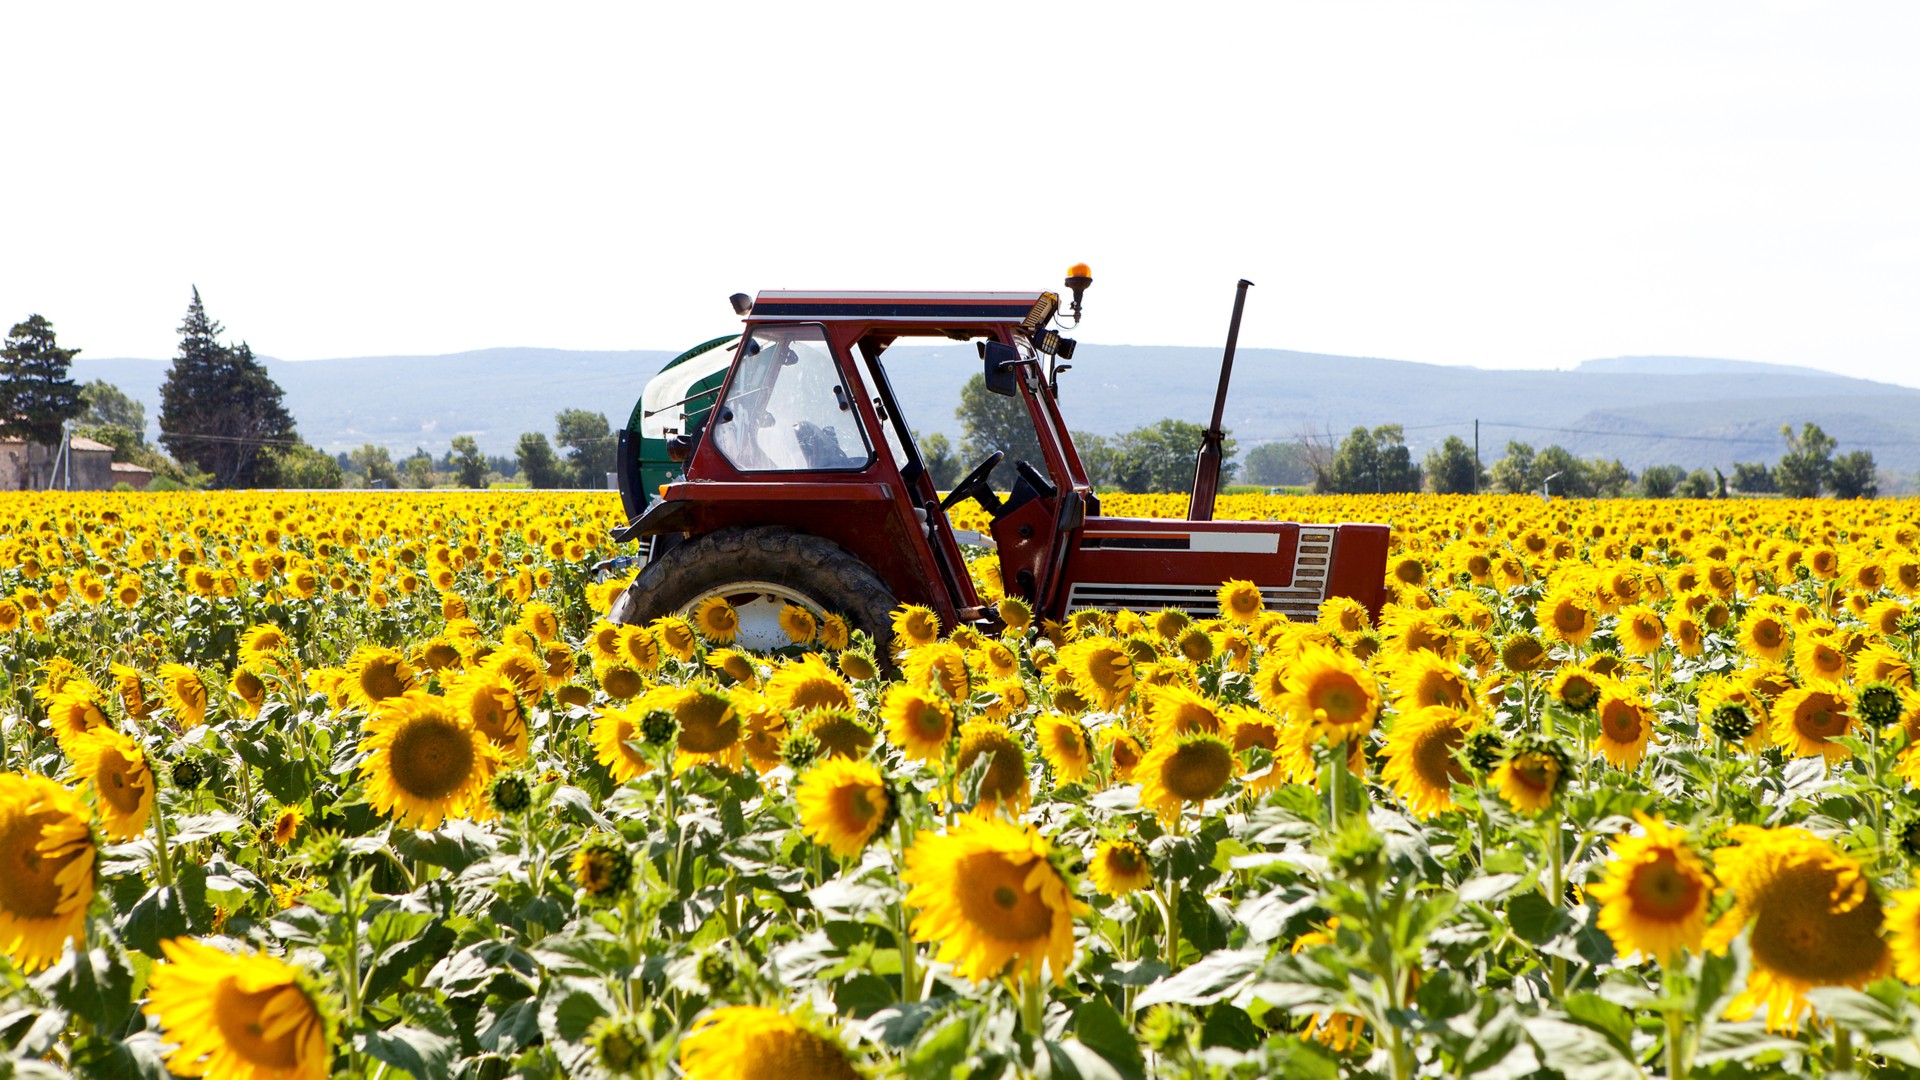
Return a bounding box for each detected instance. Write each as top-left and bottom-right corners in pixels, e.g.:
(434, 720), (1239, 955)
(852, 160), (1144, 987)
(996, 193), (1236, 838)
(608, 272), (1389, 651)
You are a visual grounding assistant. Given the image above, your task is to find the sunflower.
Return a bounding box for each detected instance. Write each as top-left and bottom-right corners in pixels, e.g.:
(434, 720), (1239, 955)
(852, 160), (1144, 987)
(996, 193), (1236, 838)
(775, 604), (818, 646)
(595, 661), (646, 701)
(1538, 585), (1596, 647)
(636, 683), (743, 771)
(903, 641), (972, 702)
(0, 773), (95, 973)
(1887, 888), (1920, 984)
(765, 654), (854, 714)
(68, 726), (155, 841)
(1142, 684), (1230, 741)
(46, 686), (113, 754)
(343, 646), (416, 712)
(878, 684), (952, 762)
(1216, 579), (1263, 624)
(679, 1005), (859, 1080)
(1386, 650), (1475, 712)
(652, 616), (700, 661)
(1492, 738), (1569, 814)
(358, 691), (497, 829)
(688, 596), (739, 644)
(1548, 665), (1602, 714)
(1593, 681), (1655, 769)
(160, 663), (210, 727)
(1769, 686), (1854, 762)
(1380, 706), (1474, 820)
(1705, 825), (1889, 1032)
(1587, 814), (1713, 967)
(1035, 714), (1093, 783)
(1855, 643), (1914, 689)
(954, 720), (1030, 813)
(795, 757), (894, 858)
(819, 613), (852, 652)
(270, 806), (304, 847)
(891, 604), (942, 650)
(1276, 645), (1379, 746)
(1089, 838), (1153, 896)
(586, 620), (623, 665)
(798, 708), (876, 761)
(229, 668), (268, 719)
(239, 624), (291, 668)
(453, 672), (528, 760)
(1616, 605), (1664, 657)
(485, 648), (548, 704)
(901, 815), (1084, 984)
(1136, 732), (1236, 822)
(1738, 609), (1791, 662)
(112, 663), (156, 720)
(590, 704), (656, 783)
(1098, 725), (1146, 782)
(1791, 634), (1850, 687)
(705, 648), (760, 688)
(143, 937), (330, 1080)
(1055, 636), (1136, 712)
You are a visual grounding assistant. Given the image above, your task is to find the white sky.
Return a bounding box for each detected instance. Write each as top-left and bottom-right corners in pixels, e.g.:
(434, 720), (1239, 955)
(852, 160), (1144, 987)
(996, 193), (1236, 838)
(4, 1), (1916, 384)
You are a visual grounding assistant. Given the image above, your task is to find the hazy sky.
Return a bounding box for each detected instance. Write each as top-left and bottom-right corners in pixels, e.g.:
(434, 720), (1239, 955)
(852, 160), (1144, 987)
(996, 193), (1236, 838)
(4, 2), (1915, 384)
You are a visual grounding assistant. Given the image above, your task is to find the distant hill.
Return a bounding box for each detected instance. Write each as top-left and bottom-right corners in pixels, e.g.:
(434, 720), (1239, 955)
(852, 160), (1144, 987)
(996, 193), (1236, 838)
(74, 347), (1920, 480)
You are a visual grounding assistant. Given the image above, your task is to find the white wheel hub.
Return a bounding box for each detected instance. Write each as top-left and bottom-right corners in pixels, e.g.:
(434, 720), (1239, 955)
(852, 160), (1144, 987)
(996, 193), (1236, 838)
(682, 580), (822, 653)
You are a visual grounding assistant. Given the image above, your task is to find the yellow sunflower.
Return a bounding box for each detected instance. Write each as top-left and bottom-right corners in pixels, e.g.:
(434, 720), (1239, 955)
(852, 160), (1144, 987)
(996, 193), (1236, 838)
(954, 720), (1030, 813)
(484, 647), (548, 704)
(46, 686), (113, 754)
(901, 815), (1085, 984)
(358, 691), (497, 829)
(453, 672), (528, 760)
(1887, 888), (1920, 984)
(1056, 636), (1136, 712)
(1538, 584), (1596, 647)
(819, 613), (852, 652)
(679, 1005), (859, 1080)
(0, 773), (96, 973)
(1500, 632), (1551, 674)
(1135, 732), (1236, 823)
(798, 708), (877, 761)
(1770, 686), (1854, 762)
(880, 684), (954, 762)
(1098, 726), (1146, 783)
(1385, 650), (1475, 712)
(238, 624), (291, 669)
(1088, 838), (1153, 896)
(1548, 665), (1602, 714)
(1587, 814), (1712, 967)
(1705, 825), (1888, 1032)
(1791, 633), (1850, 687)
(590, 704), (656, 783)
(342, 646), (416, 712)
(777, 604), (818, 646)
(616, 624), (663, 673)
(652, 616), (699, 662)
(1491, 740), (1567, 814)
(1593, 681), (1655, 769)
(903, 640), (973, 702)
(688, 596), (739, 644)
(143, 937), (330, 1080)
(1738, 608), (1792, 663)
(1034, 713), (1093, 783)
(837, 650), (879, 683)
(1616, 605), (1664, 657)
(160, 663), (210, 727)
(1276, 644), (1379, 746)
(765, 654), (854, 715)
(1216, 579), (1263, 624)
(795, 757), (893, 858)
(1380, 705), (1474, 819)
(891, 604), (942, 650)
(68, 726), (155, 841)
(638, 683), (743, 771)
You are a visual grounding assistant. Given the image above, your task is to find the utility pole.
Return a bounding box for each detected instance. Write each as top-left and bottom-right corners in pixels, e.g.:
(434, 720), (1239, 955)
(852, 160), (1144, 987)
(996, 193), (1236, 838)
(1473, 419), (1480, 495)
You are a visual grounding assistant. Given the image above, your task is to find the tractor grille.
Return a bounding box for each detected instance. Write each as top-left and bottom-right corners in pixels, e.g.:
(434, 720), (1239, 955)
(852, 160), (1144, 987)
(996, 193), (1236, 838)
(1065, 528), (1337, 622)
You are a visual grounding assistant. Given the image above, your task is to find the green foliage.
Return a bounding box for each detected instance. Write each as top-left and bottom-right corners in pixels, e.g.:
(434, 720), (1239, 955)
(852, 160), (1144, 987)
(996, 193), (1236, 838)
(1731, 461), (1776, 494)
(350, 444), (400, 488)
(78, 379), (145, 438)
(555, 409), (615, 490)
(516, 431), (569, 488)
(1099, 419), (1234, 494)
(256, 442), (344, 489)
(1639, 464), (1685, 499)
(1831, 449), (1878, 499)
(1422, 435), (1484, 494)
(955, 373), (1045, 488)
(1488, 441), (1629, 498)
(1241, 442), (1316, 487)
(918, 431), (961, 488)
(451, 435), (489, 488)
(1775, 422), (1836, 498)
(157, 290), (297, 488)
(1320, 425), (1420, 494)
(0, 314), (86, 446)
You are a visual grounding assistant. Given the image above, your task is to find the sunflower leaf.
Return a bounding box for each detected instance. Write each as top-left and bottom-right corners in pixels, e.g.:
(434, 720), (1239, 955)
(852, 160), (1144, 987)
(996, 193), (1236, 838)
(1521, 1016), (1641, 1080)
(1073, 998), (1145, 1080)
(361, 1024), (456, 1080)
(1134, 947), (1264, 1008)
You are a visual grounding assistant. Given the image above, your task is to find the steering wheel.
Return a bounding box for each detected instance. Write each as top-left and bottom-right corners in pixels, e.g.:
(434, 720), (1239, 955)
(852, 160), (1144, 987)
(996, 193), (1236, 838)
(940, 451), (1005, 513)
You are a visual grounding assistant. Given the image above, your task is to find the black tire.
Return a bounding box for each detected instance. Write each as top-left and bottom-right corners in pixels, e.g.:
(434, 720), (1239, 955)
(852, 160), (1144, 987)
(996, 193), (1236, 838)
(608, 526), (898, 648)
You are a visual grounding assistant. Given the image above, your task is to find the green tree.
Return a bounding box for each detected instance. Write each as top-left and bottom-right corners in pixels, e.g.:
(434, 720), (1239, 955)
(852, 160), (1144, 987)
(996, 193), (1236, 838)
(955, 374), (1044, 488)
(157, 290), (296, 488)
(403, 451), (434, 489)
(1584, 458), (1632, 498)
(78, 379), (145, 438)
(1488, 441), (1535, 494)
(1730, 461), (1774, 494)
(1775, 422), (1836, 498)
(1242, 442), (1315, 487)
(1677, 469), (1715, 499)
(1532, 445), (1586, 497)
(451, 435), (488, 488)
(1102, 418), (1234, 494)
(0, 315), (86, 446)
(1321, 425), (1419, 494)
(1830, 449), (1878, 499)
(1422, 435), (1483, 494)
(517, 432), (568, 489)
(555, 409), (615, 488)
(351, 444), (400, 488)
(917, 431), (962, 488)
(1639, 464), (1684, 499)
(257, 443), (344, 489)
(1076, 432), (1117, 488)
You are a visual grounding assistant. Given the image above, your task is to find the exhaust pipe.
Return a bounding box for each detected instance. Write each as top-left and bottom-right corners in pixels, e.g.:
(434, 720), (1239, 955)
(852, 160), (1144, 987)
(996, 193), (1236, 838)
(1187, 278), (1253, 521)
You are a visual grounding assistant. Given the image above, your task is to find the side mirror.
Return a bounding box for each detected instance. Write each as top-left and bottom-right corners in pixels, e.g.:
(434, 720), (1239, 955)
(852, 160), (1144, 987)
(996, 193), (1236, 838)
(980, 340), (1021, 397)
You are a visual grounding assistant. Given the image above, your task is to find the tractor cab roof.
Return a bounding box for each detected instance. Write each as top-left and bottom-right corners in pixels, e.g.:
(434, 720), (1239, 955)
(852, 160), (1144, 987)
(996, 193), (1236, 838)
(746, 290), (1057, 335)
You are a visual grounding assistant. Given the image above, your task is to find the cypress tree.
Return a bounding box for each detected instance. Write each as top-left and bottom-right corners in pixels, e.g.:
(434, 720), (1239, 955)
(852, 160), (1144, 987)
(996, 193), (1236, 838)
(0, 315), (86, 445)
(158, 288), (297, 487)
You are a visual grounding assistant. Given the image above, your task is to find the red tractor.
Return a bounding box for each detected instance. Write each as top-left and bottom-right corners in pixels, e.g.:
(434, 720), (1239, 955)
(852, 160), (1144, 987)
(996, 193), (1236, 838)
(607, 270), (1390, 650)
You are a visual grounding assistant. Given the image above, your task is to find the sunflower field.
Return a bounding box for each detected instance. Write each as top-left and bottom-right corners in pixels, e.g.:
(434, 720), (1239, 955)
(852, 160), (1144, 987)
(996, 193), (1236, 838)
(7, 491), (1920, 1079)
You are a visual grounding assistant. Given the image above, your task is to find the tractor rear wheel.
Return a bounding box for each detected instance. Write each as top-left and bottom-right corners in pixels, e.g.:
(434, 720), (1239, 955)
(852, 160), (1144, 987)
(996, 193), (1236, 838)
(608, 526), (899, 652)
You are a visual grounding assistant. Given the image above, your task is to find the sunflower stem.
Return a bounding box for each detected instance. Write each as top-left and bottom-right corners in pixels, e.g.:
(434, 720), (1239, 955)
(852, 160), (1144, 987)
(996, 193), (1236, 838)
(149, 782), (176, 889)
(1327, 738), (1344, 833)
(1163, 874), (1183, 970)
(1833, 1024), (1854, 1074)
(895, 813), (919, 1004)
(1663, 974), (1689, 1080)
(1545, 812), (1566, 999)
(1019, 973), (1045, 1037)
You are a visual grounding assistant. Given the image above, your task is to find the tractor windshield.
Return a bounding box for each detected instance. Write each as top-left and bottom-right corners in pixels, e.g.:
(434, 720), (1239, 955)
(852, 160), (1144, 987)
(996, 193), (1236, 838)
(710, 325), (872, 472)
